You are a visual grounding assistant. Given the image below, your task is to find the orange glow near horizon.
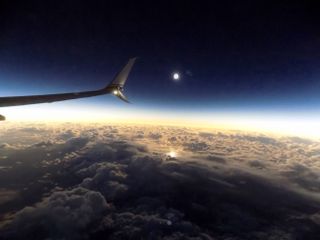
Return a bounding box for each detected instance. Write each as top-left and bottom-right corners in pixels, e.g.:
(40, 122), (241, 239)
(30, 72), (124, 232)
(1, 104), (320, 140)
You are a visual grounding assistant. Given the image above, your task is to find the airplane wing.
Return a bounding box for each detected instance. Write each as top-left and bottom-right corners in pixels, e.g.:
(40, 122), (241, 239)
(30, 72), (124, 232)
(0, 57), (137, 120)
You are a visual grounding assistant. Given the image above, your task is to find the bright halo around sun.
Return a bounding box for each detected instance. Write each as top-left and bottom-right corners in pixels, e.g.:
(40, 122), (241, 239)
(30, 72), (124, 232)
(173, 72), (180, 81)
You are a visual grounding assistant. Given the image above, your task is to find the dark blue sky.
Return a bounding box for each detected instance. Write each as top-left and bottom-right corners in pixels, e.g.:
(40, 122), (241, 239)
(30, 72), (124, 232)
(0, 1), (320, 113)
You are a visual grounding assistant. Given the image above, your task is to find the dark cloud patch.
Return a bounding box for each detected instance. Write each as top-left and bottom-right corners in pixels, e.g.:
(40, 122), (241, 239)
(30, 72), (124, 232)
(285, 137), (314, 145)
(0, 189), (18, 205)
(0, 137), (93, 218)
(0, 143), (17, 151)
(79, 162), (128, 201)
(58, 129), (77, 141)
(132, 130), (145, 140)
(281, 163), (320, 192)
(110, 129), (119, 134)
(73, 150), (320, 239)
(57, 140), (148, 183)
(100, 211), (204, 240)
(183, 141), (209, 152)
(206, 155), (226, 164)
(18, 127), (43, 134)
(310, 212), (320, 225)
(148, 133), (162, 140)
(31, 141), (54, 148)
(133, 134), (144, 139)
(199, 132), (215, 140)
(2, 188), (109, 239)
(168, 136), (177, 142)
(248, 160), (267, 169)
(64, 137), (90, 151)
(236, 135), (279, 145)
(0, 143), (12, 149)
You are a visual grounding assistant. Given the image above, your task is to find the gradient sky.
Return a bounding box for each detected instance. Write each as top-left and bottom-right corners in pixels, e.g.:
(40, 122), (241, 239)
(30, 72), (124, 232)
(0, 1), (320, 137)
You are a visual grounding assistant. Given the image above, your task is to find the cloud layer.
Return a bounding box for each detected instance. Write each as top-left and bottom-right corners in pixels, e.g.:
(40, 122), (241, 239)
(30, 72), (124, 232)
(0, 122), (320, 239)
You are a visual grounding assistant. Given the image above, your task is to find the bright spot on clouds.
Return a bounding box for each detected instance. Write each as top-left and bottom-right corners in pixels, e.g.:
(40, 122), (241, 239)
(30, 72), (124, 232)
(167, 151), (177, 158)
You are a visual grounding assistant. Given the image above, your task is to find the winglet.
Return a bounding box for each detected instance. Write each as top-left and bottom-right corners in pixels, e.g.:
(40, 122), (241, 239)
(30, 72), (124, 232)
(104, 57), (137, 103)
(106, 57), (137, 89)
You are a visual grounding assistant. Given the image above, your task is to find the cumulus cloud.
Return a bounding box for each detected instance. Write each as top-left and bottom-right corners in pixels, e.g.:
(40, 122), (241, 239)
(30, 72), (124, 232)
(198, 132), (215, 140)
(281, 163), (320, 192)
(58, 129), (77, 140)
(0, 189), (18, 205)
(206, 155), (226, 164)
(183, 141), (209, 152)
(3, 187), (109, 239)
(248, 160), (267, 169)
(18, 127), (44, 134)
(168, 136), (177, 142)
(234, 134), (280, 145)
(104, 211), (203, 240)
(79, 162), (128, 201)
(0, 143), (12, 149)
(148, 132), (162, 140)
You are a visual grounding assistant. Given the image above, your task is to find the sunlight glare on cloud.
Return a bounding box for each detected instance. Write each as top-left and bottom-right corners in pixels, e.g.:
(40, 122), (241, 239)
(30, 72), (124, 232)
(167, 151), (177, 158)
